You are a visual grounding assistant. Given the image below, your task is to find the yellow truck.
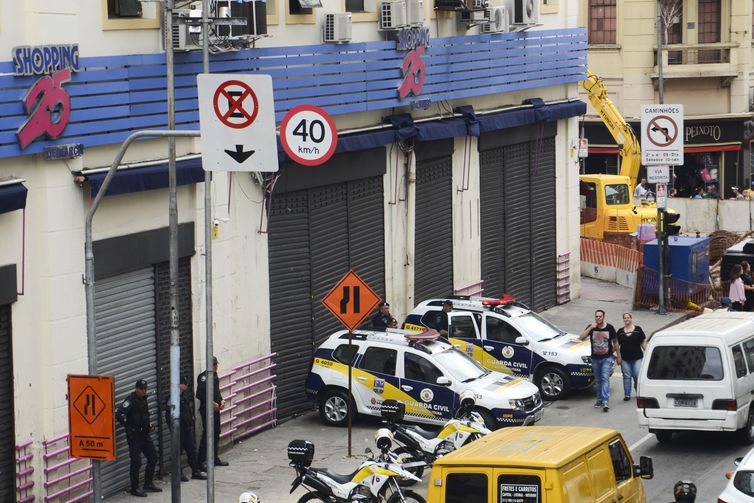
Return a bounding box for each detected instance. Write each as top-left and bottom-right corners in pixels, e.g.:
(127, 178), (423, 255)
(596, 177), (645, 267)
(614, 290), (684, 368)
(579, 71), (675, 240)
(426, 425), (654, 503)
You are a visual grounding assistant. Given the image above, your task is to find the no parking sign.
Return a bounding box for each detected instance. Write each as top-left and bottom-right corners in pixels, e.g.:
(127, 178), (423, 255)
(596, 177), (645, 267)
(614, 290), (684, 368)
(280, 105), (338, 166)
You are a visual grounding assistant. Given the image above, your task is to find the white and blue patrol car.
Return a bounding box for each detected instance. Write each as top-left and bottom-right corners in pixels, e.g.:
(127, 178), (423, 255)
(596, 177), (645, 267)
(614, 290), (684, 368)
(403, 295), (594, 401)
(305, 329), (544, 430)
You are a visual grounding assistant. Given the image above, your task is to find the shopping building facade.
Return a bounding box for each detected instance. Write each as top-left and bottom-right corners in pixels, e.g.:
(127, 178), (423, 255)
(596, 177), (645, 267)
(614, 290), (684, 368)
(0, 0), (585, 499)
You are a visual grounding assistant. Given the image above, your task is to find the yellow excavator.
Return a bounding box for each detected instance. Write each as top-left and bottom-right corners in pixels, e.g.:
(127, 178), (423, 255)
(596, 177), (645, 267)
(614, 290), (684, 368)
(579, 71), (674, 240)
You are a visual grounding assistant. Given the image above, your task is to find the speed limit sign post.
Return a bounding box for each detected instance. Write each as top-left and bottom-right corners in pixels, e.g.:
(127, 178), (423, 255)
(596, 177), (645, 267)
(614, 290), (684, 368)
(280, 104), (338, 166)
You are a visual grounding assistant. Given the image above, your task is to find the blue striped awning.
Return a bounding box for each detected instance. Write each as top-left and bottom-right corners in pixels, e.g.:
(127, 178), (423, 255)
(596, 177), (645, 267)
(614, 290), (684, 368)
(0, 181), (27, 215)
(86, 156), (206, 197)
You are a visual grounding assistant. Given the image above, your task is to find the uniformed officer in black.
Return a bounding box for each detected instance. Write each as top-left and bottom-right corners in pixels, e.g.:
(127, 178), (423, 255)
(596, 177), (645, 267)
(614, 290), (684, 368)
(426, 300), (452, 337)
(371, 301), (392, 329)
(164, 376), (207, 482)
(116, 379), (161, 497)
(197, 356), (229, 469)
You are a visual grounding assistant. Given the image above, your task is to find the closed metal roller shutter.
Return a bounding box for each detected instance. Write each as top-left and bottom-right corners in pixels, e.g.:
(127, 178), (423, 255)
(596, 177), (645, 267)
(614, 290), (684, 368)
(94, 269), (158, 497)
(0, 305), (14, 502)
(414, 155), (453, 302)
(479, 149), (506, 298)
(309, 184), (350, 347)
(503, 142), (533, 307)
(529, 137), (557, 310)
(268, 192), (314, 420)
(155, 258), (195, 472)
(269, 177), (385, 420)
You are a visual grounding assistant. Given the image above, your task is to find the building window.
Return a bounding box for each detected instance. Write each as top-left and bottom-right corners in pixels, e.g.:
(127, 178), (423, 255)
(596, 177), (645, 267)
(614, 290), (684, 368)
(107, 0), (142, 18)
(286, 0), (317, 24)
(698, 0), (721, 63)
(101, 0), (159, 30)
(588, 0), (616, 45)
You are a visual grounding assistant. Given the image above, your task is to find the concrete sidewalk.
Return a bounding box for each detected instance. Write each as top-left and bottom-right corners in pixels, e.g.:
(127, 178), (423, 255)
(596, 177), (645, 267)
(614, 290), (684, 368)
(107, 277), (689, 503)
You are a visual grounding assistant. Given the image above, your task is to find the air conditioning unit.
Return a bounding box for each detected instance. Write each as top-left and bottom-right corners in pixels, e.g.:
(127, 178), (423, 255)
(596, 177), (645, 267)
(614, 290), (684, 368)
(509, 0), (537, 25)
(380, 0), (408, 30)
(406, 0), (424, 26)
(482, 5), (509, 33)
(323, 12), (352, 43)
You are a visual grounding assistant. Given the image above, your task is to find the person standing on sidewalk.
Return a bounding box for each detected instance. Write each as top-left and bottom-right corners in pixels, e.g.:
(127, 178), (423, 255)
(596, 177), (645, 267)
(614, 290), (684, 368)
(165, 376), (207, 482)
(616, 313), (647, 401)
(116, 379), (161, 497)
(579, 310), (619, 412)
(197, 356), (229, 469)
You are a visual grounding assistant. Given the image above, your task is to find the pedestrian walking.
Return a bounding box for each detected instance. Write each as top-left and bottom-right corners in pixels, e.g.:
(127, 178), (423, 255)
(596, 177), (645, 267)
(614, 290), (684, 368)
(164, 376), (207, 482)
(371, 301), (393, 329)
(616, 313), (647, 401)
(579, 310), (619, 412)
(729, 264), (746, 312)
(116, 379), (161, 497)
(197, 356), (229, 470)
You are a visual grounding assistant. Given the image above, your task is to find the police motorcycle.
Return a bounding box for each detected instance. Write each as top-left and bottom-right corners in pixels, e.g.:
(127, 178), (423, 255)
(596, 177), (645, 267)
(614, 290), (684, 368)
(287, 430), (425, 503)
(380, 390), (491, 485)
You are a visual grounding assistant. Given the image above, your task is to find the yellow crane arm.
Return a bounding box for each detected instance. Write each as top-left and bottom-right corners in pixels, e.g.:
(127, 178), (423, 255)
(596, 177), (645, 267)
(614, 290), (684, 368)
(580, 71), (642, 186)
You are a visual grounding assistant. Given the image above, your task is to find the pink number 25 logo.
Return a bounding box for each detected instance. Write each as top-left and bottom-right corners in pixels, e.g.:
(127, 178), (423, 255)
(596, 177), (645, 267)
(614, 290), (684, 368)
(17, 67), (72, 150)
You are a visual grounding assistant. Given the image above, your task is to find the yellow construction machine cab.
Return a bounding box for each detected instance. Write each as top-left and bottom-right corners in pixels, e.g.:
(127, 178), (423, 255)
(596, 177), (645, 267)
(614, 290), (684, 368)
(580, 174), (658, 240)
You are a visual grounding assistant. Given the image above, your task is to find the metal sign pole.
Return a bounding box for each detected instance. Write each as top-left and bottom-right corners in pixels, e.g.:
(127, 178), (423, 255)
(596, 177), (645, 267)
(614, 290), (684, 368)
(347, 330), (353, 458)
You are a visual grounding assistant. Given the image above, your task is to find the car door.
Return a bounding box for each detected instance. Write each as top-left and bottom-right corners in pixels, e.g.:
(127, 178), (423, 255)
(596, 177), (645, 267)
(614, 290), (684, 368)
(447, 311), (482, 358)
(480, 314), (534, 377)
(400, 350), (457, 423)
(354, 346), (400, 417)
(609, 438), (640, 503)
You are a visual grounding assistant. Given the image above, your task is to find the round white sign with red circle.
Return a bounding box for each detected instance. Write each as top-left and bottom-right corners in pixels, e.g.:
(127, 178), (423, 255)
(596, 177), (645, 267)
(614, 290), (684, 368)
(280, 105), (338, 166)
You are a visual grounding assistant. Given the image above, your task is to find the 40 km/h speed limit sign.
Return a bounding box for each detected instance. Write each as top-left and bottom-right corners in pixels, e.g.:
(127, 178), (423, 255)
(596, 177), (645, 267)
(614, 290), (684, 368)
(280, 105), (338, 166)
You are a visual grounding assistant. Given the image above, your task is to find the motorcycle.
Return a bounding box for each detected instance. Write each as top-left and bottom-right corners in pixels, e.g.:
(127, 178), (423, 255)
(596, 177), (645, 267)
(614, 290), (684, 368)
(380, 390), (491, 485)
(287, 430), (425, 503)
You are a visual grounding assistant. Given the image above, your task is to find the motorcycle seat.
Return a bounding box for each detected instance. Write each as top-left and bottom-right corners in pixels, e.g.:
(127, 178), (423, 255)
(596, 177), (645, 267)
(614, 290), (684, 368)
(407, 425), (439, 440)
(311, 467), (360, 485)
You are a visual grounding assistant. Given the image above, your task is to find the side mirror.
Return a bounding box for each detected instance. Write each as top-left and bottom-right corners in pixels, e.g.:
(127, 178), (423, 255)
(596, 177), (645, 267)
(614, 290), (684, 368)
(364, 447), (374, 460)
(515, 336), (529, 346)
(436, 376), (452, 386)
(633, 456), (653, 480)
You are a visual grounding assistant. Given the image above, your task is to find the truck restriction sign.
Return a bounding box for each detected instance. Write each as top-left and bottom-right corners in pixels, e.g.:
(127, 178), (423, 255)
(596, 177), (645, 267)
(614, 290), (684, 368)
(280, 105), (338, 166)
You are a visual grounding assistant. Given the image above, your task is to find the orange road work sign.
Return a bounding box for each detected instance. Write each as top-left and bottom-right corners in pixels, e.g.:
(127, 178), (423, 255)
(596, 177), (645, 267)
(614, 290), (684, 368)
(322, 270), (381, 331)
(68, 374), (116, 461)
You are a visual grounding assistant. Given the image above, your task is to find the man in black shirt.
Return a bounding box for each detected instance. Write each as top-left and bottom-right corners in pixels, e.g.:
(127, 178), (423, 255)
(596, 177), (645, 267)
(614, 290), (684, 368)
(371, 301), (392, 329)
(165, 376), (207, 482)
(197, 356), (229, 469)
(116, 379), (161, 497)
(579, 310), (619, 412)
(426, 300), (453, 337)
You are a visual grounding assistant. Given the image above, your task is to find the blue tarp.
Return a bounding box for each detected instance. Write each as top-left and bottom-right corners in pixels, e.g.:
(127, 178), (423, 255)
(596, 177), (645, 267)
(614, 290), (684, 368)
(0, 182), (27, 215)
(87, 156), (206, 197)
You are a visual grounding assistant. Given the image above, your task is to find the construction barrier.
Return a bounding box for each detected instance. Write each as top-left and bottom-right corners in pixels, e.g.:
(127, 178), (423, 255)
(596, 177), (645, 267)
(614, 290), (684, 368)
(634, 266), (720, 312)
(580, 238), (643, 288)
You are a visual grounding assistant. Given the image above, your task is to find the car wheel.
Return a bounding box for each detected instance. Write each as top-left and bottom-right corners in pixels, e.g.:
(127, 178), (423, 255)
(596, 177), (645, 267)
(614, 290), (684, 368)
(318, 388), (352, 427)
(474, 408), (498, 431)
(536, 366), (571, 401)
(655, 430), (673, 443)
(739, 408), (754, 445)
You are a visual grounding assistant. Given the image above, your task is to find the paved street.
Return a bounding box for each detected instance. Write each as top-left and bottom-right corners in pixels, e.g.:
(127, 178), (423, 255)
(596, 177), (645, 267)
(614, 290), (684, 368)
(108, 278), (747, 502)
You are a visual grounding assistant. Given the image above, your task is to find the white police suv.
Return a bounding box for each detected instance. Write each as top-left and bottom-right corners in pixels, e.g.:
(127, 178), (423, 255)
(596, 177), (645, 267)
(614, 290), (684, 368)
(305, 328), (544, 430)
(403, 295), (594, 401)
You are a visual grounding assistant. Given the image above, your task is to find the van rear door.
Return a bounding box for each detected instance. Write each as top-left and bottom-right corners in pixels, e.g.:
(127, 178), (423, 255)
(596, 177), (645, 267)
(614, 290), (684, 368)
(640, 342), (731, 421)
(440, 467), (493, 503)
(494, 470), (544, 503)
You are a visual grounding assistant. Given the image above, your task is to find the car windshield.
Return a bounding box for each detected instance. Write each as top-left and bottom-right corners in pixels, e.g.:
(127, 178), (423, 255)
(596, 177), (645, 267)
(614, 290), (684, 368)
(432, 348), (487, 383)
(515, 312), (565, 341)
(605, 184), (630, 205)
(734, 471), (754, 496)
(647, 345), (724, 380)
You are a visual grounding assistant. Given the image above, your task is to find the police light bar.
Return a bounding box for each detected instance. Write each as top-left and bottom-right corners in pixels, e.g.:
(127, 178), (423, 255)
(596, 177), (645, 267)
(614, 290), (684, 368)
(405, 328), (441, 342)
(481, 294), (516, 306)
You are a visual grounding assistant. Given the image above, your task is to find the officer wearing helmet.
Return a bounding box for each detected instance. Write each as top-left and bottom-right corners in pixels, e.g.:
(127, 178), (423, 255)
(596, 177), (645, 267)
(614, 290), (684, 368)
(671, 480), (696, 503)
(238, 492), (261, 503)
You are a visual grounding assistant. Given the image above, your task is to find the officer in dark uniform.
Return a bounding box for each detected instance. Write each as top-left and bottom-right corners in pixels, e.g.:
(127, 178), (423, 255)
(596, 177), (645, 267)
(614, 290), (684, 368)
(371, 301), (392, 329)
(164, 376), (207, 482)
(426, 300), (452, 337)
(116, 379), (161, 497)
(197, 356), (229, 469)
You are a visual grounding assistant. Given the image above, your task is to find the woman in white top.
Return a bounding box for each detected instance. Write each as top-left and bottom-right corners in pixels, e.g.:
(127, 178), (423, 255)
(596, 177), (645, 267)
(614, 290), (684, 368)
(729, 264), (746, 311)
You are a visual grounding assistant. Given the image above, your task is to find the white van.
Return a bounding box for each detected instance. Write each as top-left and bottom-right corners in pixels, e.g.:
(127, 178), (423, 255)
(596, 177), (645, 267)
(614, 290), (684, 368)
(637, 311), (754, 444)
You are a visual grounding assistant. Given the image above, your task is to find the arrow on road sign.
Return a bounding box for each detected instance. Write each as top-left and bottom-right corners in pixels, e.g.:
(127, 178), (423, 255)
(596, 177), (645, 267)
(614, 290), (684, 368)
(224, 144), (255, 164)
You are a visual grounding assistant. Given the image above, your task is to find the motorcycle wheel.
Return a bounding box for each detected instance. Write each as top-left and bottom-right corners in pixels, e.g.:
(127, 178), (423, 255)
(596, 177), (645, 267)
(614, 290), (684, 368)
(296, 492), (329, 502)
(386, 490), (426, 503)
(392, 446), (424, 487)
